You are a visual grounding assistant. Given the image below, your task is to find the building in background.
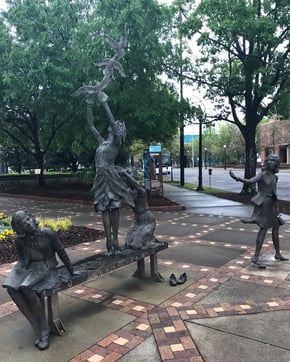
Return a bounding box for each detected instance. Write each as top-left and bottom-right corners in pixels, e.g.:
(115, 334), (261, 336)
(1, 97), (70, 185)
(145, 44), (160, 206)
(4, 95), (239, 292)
(259, 117), (290, 166)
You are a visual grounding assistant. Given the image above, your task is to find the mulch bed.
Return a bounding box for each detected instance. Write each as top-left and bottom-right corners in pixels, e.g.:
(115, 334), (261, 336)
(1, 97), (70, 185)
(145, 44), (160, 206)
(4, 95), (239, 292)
(0, 226), (105, 265)
(0, 183), (180, 208)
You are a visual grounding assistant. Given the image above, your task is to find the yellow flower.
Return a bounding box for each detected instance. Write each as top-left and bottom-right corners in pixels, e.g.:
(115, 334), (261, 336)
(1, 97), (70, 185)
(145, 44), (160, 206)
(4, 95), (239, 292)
(0, 212), (6, 220)
(0, 228), (14, 239)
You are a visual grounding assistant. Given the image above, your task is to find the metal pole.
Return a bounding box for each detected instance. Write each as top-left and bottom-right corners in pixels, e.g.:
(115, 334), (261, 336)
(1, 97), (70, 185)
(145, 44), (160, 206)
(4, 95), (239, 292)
(192, 125), (194, 167)
(196, 117), (204, 191)
(180, 124), (185, 186)
(224, 145), (227, 169)
(179, 10), (184, 186)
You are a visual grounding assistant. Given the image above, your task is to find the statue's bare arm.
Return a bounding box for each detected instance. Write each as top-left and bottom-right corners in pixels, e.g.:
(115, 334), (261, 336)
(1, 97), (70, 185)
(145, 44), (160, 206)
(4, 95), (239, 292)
(86, 98), (104, 144)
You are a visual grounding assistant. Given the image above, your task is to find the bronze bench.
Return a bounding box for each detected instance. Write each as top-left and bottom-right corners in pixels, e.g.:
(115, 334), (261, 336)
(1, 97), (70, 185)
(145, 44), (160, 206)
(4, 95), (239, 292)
(41, 241), (168, 336)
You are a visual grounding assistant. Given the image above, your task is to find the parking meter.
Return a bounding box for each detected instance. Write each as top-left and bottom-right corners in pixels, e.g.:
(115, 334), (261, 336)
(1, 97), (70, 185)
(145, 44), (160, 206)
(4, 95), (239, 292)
(208, 168), (212, 188)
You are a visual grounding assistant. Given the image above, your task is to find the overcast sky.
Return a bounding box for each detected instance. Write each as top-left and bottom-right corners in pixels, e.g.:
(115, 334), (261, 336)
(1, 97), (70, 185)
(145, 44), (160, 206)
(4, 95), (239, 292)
(0, 1), (6, 10)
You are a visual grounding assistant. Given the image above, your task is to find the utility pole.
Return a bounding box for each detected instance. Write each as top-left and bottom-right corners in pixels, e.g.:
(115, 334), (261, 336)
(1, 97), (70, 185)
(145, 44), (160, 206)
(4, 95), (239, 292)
(179, 87), (185, 186)
(196, 115), (204, 191)
(179, 9), (185, 186)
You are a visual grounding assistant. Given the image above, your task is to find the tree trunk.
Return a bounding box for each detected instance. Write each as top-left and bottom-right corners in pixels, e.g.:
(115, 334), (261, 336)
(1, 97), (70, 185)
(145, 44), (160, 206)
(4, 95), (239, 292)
(38, 170), (45, 186)
(241, 124), (257, 194)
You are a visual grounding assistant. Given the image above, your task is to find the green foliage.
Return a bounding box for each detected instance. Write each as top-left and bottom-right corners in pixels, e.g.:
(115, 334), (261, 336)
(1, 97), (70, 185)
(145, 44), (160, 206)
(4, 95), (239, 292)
(77, 170), (95, 185)
(0, 0), (180, 179)
(275, 82), (290, 120)
(0, 212), (11, 226)
(217, 123), (245, 163)
(0, 212), (13, 240)
(88, 0), (181, 145)
(0, 211), (72, 240)
(0, 0), (89, 182)
(36, 216), (72, 232)
(177, 0), (290, 191)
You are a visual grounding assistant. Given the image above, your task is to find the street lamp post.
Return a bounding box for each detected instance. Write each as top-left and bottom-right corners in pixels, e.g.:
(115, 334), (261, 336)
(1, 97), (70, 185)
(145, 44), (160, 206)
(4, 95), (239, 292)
(179, 9), (185, 187)
(224, 144), (227, 169)
(191, 127), (195, 168)
(180, 124), (185, 186)
(204, 147), (207, 169)
(196, 116), (204, 191)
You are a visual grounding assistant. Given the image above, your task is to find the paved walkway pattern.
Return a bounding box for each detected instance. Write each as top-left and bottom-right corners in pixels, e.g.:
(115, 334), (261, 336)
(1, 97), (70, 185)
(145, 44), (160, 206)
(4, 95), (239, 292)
(1, 184), (290, 361)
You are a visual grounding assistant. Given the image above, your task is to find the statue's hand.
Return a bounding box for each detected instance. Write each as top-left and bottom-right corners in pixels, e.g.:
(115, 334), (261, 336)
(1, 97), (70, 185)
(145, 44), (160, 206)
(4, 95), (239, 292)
(97, 91), (108, 103)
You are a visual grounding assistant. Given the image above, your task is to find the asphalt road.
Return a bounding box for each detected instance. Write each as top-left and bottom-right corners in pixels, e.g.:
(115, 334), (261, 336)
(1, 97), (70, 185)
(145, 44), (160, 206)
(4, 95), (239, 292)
(164, 167), (290, 201)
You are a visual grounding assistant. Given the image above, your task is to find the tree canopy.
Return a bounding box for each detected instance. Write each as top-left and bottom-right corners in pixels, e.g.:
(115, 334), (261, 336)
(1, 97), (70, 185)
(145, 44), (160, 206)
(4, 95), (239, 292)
(177, 0), (290, 193)
(0, 0), (181, 183)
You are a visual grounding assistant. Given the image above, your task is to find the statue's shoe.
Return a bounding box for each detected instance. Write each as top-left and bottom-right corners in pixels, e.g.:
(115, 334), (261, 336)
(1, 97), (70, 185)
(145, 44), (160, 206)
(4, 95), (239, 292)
(37, 326), (50, 351)
(169, 273), (177, 286)
(38, 336), (49, 351)
(275, 254), (289, 261)
(241, 218), (256, 224)
(251, 258), (266, 269)
(177, 273), (187, 284)
(34, 337), (40, 348)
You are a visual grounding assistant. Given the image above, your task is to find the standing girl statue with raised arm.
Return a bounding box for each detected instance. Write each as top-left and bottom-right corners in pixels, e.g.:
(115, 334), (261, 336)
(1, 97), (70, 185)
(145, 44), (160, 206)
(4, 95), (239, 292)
(85, 95), (135, 255)
(74, 35), (136, 255)
(229, 154), (288, 269)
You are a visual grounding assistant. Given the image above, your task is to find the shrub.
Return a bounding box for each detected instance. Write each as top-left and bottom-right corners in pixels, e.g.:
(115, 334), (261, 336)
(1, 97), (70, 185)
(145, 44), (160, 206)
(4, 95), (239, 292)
(0, 212), (13, 239)
(77, 170), (94, 185)
(36, 216), (72, 232)
(0, 212), (72, 239)
(0, 228), (14, 240)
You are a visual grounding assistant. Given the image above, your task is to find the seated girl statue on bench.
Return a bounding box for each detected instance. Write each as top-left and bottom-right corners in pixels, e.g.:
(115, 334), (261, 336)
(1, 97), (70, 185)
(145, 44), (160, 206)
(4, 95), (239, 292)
(3, 210), (75, 351)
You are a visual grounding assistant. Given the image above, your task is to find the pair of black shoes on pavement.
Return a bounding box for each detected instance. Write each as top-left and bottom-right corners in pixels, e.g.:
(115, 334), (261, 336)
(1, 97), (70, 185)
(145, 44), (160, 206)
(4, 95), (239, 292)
(169, 273), (187, 286)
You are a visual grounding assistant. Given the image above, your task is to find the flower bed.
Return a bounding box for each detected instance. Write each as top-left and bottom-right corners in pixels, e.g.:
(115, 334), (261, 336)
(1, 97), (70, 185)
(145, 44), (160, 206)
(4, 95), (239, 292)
(0, 212), (105, 264)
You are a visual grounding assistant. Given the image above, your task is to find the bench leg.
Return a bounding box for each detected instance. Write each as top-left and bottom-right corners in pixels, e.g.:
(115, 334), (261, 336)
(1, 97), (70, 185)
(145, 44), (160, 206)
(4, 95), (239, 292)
(132, 258), (146, 278)
(137, 258), (145, 278)
(150, 254), (157, 279)
(150, 253), (164, 282)
(46, 295), (66, 336)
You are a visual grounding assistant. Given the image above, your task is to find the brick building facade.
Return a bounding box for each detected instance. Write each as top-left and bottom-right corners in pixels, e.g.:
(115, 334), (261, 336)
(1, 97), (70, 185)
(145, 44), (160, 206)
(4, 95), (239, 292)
(259, 118), (290, 165)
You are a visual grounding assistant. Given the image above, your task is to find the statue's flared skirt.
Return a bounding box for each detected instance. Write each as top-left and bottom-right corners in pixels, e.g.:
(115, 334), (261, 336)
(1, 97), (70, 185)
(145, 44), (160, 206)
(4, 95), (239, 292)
(91, 166), (135, 211)
(3, 261), (69, 295)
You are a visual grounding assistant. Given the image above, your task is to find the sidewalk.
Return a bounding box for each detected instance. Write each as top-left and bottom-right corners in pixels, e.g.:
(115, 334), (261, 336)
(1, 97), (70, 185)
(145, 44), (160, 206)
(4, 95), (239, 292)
(1, 184), (290, 361)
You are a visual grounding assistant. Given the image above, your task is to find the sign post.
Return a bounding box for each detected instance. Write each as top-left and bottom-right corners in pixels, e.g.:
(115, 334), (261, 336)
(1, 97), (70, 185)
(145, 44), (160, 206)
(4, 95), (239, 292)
(144, 145), (163, 201)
